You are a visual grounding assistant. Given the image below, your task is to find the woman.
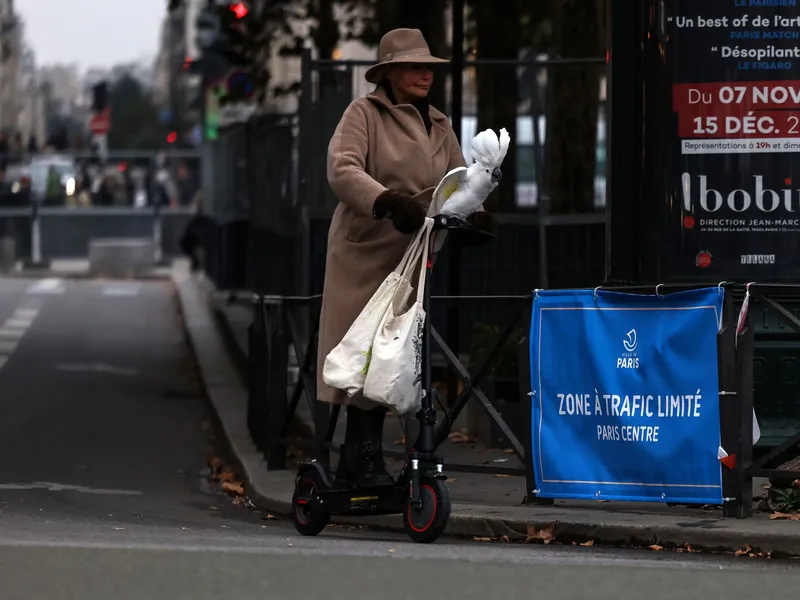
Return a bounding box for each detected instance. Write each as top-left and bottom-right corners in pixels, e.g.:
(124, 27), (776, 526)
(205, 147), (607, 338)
(318, 28), (496, 489)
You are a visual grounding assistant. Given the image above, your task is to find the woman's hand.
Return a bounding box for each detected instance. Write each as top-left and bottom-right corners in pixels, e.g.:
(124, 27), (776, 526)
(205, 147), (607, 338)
(468, 211), (498, 235)
(372, 190), (426, 234)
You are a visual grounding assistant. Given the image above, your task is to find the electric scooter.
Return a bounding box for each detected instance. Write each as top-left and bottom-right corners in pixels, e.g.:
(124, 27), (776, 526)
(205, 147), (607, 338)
(292, 214), (494, 544)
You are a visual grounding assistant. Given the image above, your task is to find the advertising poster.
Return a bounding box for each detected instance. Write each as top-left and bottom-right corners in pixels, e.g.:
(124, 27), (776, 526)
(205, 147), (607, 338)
(529, 288), (724, 504)
(665, 1), (800, 279)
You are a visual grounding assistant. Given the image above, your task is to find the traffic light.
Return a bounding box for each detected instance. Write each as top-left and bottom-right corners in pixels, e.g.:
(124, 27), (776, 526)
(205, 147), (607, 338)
(194, 2), (253, 67)
(167, 131), (178, 144)
(230, 3), (248, 19)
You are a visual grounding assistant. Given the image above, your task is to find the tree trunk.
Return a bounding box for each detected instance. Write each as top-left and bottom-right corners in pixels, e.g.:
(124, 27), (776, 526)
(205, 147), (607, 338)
(472, 1), (520, 212)
(308, 0), (341, 99)
(546, 0), (604, 214)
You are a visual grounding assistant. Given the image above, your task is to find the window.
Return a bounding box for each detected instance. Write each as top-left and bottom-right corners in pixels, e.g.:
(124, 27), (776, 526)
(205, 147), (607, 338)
(516, 145), (536, 183)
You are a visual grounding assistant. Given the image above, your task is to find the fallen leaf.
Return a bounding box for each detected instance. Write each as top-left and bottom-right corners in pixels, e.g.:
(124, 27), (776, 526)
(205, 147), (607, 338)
(448, 431), (473, 444)
(525, 522), (555, 544)
(446, 478), (458, 483)
(473, 536), (492, 541)
(734, 545), (752, 556)
(501, 535), (510, 542)
(770, 512), (800, 521)
(218, 470), (238, 483)
(233, 495), (246, 506)
(209, 506), (219, 511)
(263, 514), (278, 520)
(502, 448), (515, 454)
(222, 481), (245, 496)
(683, 544), (697, 553)
(648, 545), (664, 551)
(580, 540), (595, 547)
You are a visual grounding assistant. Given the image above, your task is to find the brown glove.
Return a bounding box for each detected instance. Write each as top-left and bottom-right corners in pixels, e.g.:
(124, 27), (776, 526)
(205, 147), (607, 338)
(468, 211), (498, 235)
(372, 190), (426, 234)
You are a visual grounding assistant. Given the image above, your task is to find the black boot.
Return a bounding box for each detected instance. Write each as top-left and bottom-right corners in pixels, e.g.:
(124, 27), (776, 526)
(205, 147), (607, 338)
(333, 407), (361, 489)
(355, 407), (395, 488)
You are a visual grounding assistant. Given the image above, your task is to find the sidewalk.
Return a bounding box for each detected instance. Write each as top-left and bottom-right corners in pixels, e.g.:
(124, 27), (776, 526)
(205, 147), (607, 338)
(174, 266), (800, 556)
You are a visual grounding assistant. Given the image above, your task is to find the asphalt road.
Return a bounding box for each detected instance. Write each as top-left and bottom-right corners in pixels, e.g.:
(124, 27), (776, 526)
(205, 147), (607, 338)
(0, 276), (796, 600)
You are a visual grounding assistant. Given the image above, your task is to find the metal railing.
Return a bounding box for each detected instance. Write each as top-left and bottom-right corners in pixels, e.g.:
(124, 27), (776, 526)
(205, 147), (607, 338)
(731, 284), (800, 518)
(0, 204), (195, 264)
(246, 293), (537, 496)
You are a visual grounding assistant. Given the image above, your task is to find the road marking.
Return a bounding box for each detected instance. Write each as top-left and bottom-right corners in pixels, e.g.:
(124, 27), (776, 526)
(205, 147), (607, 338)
(101, 284), (141, 297)
(0, 341), (18, 354)
(26, 278), (65, 295)
(55, 363), (139, 376)
(0, 328), (26, 339)
(0, 306), (40, 371)
(4, 319), (32, 329)
(0, 481), (142, 495)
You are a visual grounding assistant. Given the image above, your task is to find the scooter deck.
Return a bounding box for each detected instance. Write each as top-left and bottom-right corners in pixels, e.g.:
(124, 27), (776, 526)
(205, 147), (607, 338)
(315, 483), (407, 516)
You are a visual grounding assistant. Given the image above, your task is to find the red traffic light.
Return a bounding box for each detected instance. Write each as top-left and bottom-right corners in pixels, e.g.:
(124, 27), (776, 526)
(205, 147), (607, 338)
(230, 3), (248, 18)
(167, 131), (178, 143)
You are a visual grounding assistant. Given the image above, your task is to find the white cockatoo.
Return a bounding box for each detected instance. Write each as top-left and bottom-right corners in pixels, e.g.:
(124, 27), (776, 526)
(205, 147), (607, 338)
(432, 127), (511, 221)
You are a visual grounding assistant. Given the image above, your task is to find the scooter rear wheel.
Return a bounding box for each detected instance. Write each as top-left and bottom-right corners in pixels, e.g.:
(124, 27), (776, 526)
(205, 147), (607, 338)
(293, 470), (329, 536)
(403, 478), (451, 543)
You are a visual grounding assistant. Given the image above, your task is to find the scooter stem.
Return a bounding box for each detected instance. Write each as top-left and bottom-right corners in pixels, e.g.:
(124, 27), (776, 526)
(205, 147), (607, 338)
(414, 234), (437, 455)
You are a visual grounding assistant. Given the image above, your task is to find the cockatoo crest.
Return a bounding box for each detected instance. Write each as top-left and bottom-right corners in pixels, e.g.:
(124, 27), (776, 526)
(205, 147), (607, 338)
(471, 127), (510, 168)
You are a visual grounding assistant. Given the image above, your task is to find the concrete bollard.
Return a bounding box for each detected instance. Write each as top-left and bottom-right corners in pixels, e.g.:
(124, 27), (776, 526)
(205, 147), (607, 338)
(0, 236), (15, 273)
(88, 238), (156, 279)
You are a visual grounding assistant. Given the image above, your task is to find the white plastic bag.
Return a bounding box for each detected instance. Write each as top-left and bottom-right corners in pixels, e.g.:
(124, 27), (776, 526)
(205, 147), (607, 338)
(322, 223), (430, 397)
(363, 217), (434, 414)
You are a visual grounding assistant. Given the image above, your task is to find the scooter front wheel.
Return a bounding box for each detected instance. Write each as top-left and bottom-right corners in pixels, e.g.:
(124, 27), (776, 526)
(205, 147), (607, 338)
(293, 470), (329, 536)
(403, 478), (451, 543)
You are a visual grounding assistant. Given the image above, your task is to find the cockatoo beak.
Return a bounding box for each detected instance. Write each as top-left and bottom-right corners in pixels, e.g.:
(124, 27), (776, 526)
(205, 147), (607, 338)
(491, 168), (503, 184)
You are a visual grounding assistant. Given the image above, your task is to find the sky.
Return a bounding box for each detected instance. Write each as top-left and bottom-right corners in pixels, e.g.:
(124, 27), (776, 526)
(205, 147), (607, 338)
(16, 0), (165, 70)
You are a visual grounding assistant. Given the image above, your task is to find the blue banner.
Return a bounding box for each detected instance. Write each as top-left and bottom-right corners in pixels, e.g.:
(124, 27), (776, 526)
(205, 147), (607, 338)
(529, 287), (725, 504)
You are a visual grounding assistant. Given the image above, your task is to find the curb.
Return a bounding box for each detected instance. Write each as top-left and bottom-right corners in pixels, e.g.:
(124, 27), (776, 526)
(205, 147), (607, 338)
(172, 270), (800, 556)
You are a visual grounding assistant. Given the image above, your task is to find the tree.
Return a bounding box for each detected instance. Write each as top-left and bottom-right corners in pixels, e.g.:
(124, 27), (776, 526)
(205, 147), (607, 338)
(107, 75), (164, 150)
(545, 0), (606, 214)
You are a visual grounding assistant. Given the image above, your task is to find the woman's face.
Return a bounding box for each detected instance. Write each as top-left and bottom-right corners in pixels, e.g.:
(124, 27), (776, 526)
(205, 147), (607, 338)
(386, 64), (434, 101)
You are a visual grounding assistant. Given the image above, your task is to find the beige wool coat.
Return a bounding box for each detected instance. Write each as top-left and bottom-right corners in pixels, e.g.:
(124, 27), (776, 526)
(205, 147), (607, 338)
(316, 86), (467, 406)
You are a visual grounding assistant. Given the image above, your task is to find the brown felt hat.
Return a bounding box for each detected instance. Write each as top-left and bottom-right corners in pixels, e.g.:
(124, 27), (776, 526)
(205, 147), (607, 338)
(364, 28), (449, 84)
